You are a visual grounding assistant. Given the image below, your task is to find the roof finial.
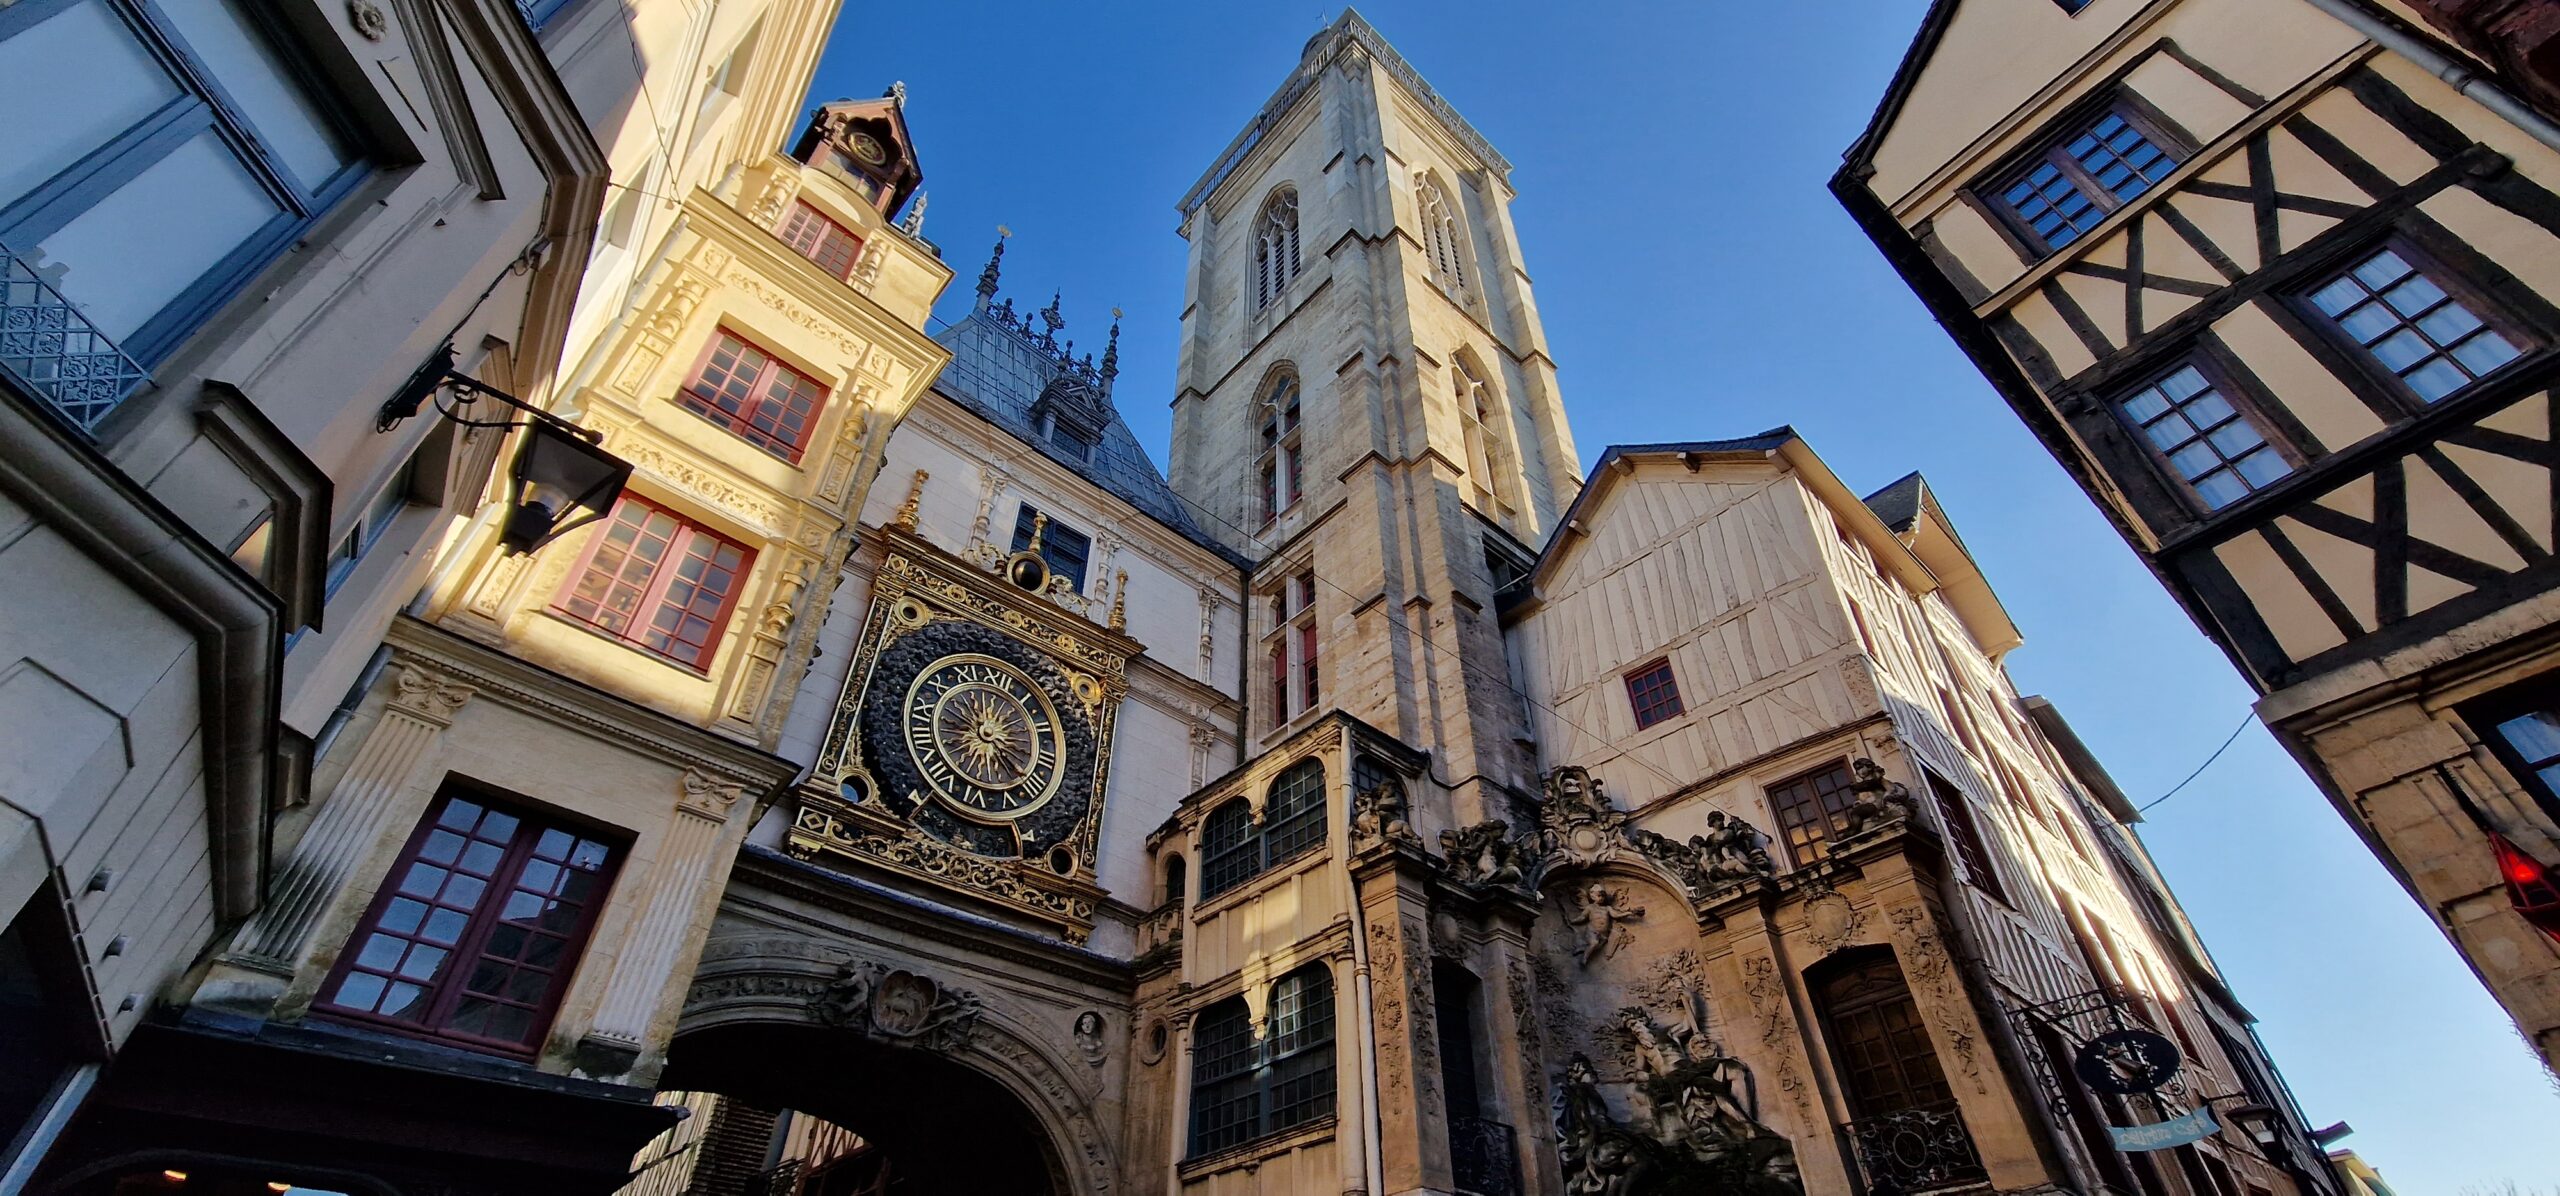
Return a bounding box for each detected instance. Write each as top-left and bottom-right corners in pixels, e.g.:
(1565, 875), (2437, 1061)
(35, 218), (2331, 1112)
(1040, 291), (1064, 341)
(887, 80), (908, 108)
(1100, 307), (1122, 387)
(899, 189), (927, 236)
(975, 226), (1009, 311)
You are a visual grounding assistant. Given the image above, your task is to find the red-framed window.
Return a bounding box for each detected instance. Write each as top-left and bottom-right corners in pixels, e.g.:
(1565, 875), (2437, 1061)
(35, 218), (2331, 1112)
(679, 329), (830, 461)
(779, 200), (864, 281)
(1625, 657), (1684, 730)
(315, 788), (621, 1054)
(554, 497), (753, 671)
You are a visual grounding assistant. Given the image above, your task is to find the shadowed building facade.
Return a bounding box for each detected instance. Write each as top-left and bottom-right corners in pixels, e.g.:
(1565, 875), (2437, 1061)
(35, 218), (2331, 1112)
(1835, 0), (2560, 1075)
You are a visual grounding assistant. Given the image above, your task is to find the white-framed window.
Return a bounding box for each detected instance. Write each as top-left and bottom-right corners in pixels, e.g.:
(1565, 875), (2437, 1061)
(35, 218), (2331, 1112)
(1264, 571), (1318, 728)
(0, 0), (366, 369)
(1257, 369), (1303, 522)
(1416, 171), (1467, 295)
(1252, 187), (1301, 311)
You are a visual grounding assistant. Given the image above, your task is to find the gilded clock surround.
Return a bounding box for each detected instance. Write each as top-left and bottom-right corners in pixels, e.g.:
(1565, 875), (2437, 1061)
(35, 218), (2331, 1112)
(791, 526), (1135, 942)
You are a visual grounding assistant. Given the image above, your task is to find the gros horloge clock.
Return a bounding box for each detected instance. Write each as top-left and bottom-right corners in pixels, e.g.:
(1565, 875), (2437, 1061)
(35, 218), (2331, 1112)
(901, 653), (1065, 821)
(850, 616), (1104, 864)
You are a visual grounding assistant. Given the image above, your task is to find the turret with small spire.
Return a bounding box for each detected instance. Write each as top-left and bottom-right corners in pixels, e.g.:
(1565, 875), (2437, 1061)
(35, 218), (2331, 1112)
(974, 226), (1008, 312)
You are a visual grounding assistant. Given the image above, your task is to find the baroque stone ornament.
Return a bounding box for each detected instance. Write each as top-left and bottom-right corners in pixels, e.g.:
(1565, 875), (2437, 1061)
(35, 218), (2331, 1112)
(1559, 1021), (1805, 1194)
(811, 958), (984, 1053)
(1569, 882), (1645, 967)
(1526, 766), (1777, 909)
(1841, 757), (1917, 838)
(1350, 775), (1419, 851)
(1440, 818), (1525, 887)
(1073, 1010), (1109, 1069)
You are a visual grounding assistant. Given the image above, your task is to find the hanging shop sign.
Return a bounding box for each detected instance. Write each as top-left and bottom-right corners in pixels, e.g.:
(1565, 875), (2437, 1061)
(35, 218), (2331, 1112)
(2107, 1105), (2219, 1152)
(2072, 1028), (2181, 1095)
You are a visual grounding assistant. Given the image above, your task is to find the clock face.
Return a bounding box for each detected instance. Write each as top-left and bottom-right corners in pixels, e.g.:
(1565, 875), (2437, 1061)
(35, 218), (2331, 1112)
(901, 654), (1065, 822)
(850, 131), (891, 166)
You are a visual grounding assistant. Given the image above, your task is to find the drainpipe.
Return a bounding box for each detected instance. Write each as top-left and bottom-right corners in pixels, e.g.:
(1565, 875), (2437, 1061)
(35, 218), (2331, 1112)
(2302, 0), (2560, 152)
(1340, 756), (1387, 1196)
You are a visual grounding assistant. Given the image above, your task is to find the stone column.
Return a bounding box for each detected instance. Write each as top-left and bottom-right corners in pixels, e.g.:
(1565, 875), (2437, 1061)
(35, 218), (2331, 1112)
(579, 769), (747, 1072)
(1352, 847), (1449, 1196)
(220, 663), (474, 983)
(1164, 1009), (1195, 1196)
(1333, 948), (1371, 1196)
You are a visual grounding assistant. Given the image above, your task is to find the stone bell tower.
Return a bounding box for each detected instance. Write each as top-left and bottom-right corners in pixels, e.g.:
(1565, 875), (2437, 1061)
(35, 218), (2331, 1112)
(1166, 9), (1576, 817)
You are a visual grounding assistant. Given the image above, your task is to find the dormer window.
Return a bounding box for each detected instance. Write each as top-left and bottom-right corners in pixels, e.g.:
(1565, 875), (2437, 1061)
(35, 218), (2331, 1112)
(1046, 418), (1097, 465)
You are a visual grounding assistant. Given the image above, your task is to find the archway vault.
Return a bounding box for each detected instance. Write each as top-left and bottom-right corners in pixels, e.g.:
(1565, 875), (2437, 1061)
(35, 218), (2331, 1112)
(674, 932), (1122, 1196)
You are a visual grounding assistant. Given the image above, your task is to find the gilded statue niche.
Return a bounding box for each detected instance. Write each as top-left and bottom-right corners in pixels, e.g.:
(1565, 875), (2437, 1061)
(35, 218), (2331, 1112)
(788, 526), (1139, 943)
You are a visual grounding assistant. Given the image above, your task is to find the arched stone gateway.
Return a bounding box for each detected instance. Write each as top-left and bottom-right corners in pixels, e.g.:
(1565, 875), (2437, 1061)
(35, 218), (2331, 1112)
(674, 934), (1121, 1196)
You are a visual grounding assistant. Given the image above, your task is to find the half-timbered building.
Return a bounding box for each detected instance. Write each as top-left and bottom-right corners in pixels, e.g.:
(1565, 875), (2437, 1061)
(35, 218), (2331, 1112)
(1836, 0), (2560, 1075)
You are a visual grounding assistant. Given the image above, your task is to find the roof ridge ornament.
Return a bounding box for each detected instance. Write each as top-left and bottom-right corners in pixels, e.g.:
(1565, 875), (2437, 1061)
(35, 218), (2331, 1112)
(899, 188), (927, 236)
(886, 80), (908, 108)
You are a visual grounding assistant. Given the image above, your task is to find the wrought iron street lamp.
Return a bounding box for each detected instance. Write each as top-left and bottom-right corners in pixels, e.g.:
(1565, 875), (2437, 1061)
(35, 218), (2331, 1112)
(378, 343), (631, 555)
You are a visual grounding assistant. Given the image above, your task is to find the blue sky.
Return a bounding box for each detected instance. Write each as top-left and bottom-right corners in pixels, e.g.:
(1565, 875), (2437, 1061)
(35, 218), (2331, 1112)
(809, 3), (2560, 1187)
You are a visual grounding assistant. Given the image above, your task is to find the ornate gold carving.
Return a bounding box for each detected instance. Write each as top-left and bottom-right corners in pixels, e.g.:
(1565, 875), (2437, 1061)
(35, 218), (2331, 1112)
(1107, 570), (1128, 632)
(895, 468), (928, 531)
(788, 803), (1098, 937)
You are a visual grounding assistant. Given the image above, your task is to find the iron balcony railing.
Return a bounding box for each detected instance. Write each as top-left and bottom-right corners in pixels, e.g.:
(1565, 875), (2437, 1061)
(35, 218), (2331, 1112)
(1842, 1101), (1989, 1194)
(0, 242), (148, 435)
(1449, 1115), (1521, 1196)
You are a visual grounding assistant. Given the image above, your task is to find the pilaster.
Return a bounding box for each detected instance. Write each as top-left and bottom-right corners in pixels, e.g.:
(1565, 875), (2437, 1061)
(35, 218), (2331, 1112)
(1350, 844), (1448, 1195)
(576, 767), (751, 1079)
(201, 663), (474, 1012)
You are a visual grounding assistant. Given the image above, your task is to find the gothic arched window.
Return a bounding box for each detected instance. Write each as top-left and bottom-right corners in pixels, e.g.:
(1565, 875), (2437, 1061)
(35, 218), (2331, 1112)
(1253, 188), (1302, 311)
(1196, 759), (1329, 900)
(1257, 368), (1304, 521)
(1452, 354), (1517, 526)
(1261, 759), (1328, 864)
(1417, 172), (1467, 293)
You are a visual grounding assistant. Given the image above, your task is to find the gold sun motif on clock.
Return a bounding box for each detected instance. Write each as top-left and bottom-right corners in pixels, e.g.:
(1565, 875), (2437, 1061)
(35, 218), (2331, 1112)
(902, 654), (1066, 822)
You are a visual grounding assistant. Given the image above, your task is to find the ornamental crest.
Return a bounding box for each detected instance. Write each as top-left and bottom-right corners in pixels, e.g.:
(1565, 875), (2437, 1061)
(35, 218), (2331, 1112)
(812, 958), (984, 1054)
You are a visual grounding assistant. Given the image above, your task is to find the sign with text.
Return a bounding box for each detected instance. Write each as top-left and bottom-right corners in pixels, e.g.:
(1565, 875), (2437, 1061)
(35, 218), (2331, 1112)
(2107, 1106), (2219, 1152)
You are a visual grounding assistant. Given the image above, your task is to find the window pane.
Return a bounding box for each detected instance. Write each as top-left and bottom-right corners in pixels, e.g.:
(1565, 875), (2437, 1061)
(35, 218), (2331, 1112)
(38, 126), (283, 341)
(157, 0), (352, 192)
(2309, 247), (2526, 403)
(0, 0), (181, 209)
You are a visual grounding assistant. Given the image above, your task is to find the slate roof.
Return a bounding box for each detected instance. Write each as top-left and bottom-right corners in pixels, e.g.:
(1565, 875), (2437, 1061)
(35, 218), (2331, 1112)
(927, 301), (1243, 565)
(1862, 471), (1928, 533)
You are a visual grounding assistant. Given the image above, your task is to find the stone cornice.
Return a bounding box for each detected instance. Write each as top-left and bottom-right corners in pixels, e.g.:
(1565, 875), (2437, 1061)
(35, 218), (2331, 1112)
(386, 616), (795, 788)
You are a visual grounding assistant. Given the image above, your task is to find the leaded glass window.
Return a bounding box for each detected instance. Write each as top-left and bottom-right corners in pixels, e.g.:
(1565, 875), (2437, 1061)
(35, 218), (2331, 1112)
(2307, 245), (2525, 403)
(555, 498), (753, 670)
(1767, 759), (1861, 868)
(2114, 363), (2293, 511)
(1199, 800), (1259, 900)
(1187, 969), (1336, 1157)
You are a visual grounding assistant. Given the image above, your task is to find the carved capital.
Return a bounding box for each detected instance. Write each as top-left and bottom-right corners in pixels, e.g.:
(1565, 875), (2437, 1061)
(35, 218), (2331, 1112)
(679, 767), (749, 822)
(386, 665), (475, 726)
